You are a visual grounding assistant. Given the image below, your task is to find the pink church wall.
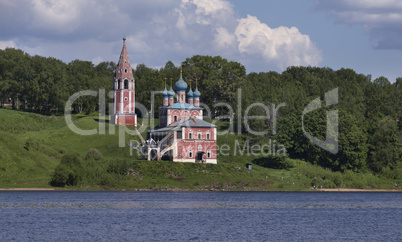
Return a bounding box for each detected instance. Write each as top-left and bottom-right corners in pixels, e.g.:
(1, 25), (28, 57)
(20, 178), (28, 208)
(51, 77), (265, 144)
(184, 127), (215, 140)
(176, 140), (217, 160)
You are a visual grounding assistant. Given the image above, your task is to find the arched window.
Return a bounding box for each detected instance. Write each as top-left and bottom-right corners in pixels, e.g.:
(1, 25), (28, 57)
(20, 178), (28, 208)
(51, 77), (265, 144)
(124, 68), (128, 73)
(189, 151), (193, 158)
(174, 115), (178, 122)
(198, 132), (202, 139)
(188, 131), (192, 139)
(206, 132), (210, 140)
(117, 80), (121, 90)
(207, 150), (211, 158)
(124, 79), (128, 89)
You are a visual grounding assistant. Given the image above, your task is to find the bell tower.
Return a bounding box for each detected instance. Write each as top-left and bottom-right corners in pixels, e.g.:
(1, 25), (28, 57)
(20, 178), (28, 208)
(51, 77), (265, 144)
(110, 37), (137, 126)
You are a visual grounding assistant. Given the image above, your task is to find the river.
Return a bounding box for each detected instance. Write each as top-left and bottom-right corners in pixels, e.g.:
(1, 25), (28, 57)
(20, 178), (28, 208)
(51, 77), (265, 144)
(0, 191), (401, 241)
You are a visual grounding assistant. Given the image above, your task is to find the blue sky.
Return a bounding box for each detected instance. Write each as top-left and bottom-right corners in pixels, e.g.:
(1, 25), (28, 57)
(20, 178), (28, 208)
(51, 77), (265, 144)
(0, 0), (401, 82)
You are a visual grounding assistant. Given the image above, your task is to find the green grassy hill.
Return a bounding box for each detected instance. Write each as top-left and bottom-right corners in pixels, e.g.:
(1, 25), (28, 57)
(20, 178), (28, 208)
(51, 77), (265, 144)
(0, 109), (400, 191)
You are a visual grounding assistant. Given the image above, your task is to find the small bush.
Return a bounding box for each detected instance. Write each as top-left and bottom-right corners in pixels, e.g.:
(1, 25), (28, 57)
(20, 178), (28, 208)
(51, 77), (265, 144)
(59, 148), (67, 154)
(381, 166), (402, 179)
(107, 160), (129, 175)
(60, 154), (82, 167)
(24, 140), (31, 151)
(50, 165), (72, 187)
(50, 154), (83, 187)
(85, 148), (103, 161)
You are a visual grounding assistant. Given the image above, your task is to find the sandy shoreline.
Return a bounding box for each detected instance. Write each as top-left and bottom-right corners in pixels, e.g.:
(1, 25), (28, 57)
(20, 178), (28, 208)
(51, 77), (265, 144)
(0, 188), (57, 191)
(317, 188), (401, 192)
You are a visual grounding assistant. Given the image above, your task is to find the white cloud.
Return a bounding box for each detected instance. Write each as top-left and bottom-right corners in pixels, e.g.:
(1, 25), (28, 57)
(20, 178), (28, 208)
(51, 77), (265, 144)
(126, 34), (152, 53)
(0, 40), (16, 49)
(214, 27), (236, 49)
(178, 0), (234, 26)
(313, 0), (402, 49)
(92, 56), (104, 65)
(192, 0), (231, 15)
(334, 0), (402, 9)
(0, 0), (323, 72)
(235, 15), (322, 69)
(31, 0), (81, 32)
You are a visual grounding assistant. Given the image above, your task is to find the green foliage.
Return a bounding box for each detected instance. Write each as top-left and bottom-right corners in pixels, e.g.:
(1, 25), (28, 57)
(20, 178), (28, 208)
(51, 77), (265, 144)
(107, 160), (130, 176)
(278, 109), (368, 172)
(0, 48), (113, 114)
(50, 154), (83, 187)
(85, 148), (103, 161)
(49, 165), (72, 187)
(368, 116), (402, 172)
(252, 156), (294, 170)
(1, 49), (402, 189)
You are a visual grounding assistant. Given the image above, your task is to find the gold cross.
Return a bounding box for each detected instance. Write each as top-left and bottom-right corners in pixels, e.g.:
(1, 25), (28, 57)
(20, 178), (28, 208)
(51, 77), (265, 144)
(180, 62), (184, 77)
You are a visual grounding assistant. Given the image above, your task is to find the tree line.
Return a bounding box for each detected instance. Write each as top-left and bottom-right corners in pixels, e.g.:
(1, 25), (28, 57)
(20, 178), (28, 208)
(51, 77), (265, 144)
(0, 48), (401, 175)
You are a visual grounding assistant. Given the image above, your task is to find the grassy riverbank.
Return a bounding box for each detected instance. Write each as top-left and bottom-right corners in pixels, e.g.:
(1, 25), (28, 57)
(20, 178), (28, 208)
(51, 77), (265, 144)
(0, 109), (400, 191)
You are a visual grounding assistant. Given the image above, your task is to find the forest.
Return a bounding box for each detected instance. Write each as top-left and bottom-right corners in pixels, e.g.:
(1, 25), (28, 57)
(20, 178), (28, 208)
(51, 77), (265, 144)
(0, 47), (401, 179)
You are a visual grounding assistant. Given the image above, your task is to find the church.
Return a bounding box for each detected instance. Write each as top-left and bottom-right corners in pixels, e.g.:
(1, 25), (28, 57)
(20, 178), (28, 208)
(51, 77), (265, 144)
(110, 37), (137, 127)
(111, 38), (217, 164)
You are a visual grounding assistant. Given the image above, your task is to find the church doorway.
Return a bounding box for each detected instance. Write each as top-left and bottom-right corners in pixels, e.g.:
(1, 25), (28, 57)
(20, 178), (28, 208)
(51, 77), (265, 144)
(196, 152), (205, 162)
(149, 149), (158, 161)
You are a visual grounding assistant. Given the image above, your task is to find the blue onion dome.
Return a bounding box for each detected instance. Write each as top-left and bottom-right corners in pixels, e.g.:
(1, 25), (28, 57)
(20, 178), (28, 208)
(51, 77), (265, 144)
(187, 88), (194, 98)
(174, 76), (188, 91)
(162, 87), (168, 98)
(193, 87), (201, 98)
(168, 86), (175, 97)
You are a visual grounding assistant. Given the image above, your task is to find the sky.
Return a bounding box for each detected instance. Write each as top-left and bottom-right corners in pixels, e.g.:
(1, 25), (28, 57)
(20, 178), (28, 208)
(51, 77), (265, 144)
(0, 0), (401, 82)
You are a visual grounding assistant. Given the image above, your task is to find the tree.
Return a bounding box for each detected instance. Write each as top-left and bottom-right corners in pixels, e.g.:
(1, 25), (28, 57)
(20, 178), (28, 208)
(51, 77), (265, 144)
(184, 55), (247, 118)
(278, 108), (367, 171)
(50, 154), (83, 187)
(368, 116), (402, 172)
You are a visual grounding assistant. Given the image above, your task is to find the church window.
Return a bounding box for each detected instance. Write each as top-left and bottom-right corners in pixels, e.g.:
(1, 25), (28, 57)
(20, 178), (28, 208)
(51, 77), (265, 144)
(188, 131), (192, 139)
(189, 151), (193, 158)
(124, 97), (128, 101)
(174, 115), (178, 122)
(124, 79), (128, 89)
(125, 68), (128, 73)
(117, 80), (121, 90)
(198, 132), (202, 139)
(206, 132), (210, 140)
(207, 150), (211, 158)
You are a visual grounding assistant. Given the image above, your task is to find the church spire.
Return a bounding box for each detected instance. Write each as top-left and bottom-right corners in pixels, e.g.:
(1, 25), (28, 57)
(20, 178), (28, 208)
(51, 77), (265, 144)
(115, 37), (133, 82)
(111, 37), (137, 127)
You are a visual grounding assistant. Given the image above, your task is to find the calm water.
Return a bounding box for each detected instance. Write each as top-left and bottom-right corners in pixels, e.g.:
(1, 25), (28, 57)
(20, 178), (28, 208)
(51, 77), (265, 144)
(0, 191), (401, 241)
